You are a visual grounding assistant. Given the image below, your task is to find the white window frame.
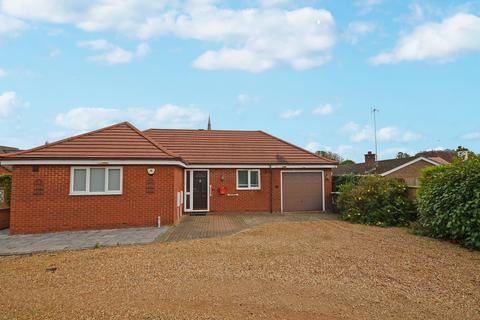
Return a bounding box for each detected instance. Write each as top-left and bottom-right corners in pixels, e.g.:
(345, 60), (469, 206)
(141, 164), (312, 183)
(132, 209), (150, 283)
(236, 169), (261, 190)
(70, 167), (123, 196)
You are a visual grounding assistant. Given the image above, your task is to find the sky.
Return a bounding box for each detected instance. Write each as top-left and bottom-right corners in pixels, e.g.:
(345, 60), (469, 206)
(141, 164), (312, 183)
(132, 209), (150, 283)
(0, 0), (479, 162)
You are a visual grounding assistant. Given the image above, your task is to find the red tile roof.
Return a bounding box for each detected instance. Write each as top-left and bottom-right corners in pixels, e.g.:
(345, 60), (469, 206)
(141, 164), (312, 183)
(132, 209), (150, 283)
(144, 129), (335, 165)
(5, 122), (179, 160)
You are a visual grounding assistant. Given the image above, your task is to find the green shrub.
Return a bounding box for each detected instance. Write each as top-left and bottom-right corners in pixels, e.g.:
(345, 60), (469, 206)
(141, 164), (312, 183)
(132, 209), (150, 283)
(0, 174), (12, 206)
(332, 174), (363, 192)
(417, 157), (480, 249)
(337, 176), (416, 227)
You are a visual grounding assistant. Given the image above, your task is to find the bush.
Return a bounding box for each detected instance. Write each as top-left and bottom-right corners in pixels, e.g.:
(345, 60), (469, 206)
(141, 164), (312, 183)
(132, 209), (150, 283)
(0, 174), (12, 206)
(337, 176), (416, 227)
(417, 157), (480, 249)
(332, 174), (363, 192)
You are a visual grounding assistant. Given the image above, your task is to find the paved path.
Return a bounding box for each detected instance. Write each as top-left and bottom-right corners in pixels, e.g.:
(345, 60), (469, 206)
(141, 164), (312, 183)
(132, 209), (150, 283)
(0, 227), (168, 255)
(158, 212), (339, 242)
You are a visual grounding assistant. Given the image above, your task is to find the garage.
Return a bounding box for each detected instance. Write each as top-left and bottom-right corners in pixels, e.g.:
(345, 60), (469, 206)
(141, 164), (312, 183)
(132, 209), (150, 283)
(281, 171), (324, 212)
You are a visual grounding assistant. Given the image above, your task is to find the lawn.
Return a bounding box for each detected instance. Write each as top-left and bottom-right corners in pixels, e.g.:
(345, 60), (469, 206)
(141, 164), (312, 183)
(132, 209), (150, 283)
(0, 220), (479, 319)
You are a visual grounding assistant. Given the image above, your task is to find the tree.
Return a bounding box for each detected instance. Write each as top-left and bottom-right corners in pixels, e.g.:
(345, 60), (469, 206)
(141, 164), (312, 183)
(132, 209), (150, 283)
(315, 150), (344, 162)
(396, 152), (411, 159)
(340, 160), (356, 165)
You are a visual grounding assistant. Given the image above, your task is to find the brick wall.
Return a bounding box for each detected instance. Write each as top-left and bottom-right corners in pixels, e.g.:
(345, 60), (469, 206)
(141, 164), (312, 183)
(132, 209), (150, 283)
(208, 168), (333, 213)
(386, 160), (435, 186)
(10, 165), (182, 234)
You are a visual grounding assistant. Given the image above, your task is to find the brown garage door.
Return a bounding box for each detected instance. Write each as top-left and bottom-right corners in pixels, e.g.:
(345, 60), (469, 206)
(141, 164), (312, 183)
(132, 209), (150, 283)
(282, 172), (324, 212)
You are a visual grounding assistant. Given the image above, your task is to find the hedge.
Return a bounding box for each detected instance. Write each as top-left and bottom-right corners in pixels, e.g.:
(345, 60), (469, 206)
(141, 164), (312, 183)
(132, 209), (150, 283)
(417, 157), (480, 249)
(0, 174), (12, 206)
(337, 175), (416, 227)
(332, 174), (363, 192)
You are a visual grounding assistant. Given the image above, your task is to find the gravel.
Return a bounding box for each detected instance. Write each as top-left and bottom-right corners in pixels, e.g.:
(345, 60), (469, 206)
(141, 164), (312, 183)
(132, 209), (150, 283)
(0, 220), (479, 320)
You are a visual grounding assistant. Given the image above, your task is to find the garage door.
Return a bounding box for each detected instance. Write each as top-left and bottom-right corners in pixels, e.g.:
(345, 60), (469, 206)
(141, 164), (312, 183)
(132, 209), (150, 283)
(282, 172), (324, 212)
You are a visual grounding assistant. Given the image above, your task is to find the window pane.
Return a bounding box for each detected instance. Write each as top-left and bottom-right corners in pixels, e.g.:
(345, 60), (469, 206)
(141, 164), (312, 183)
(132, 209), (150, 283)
(238, 170), (248, 187)
(250, 170), (259, 187)
(73, 169), (87, 192)
(90, 168), (105, 192)
(108, 169), (121, 191)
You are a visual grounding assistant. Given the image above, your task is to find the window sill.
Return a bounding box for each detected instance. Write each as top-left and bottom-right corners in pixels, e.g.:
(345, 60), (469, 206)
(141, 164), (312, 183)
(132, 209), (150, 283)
(236, 187), (261, 191)
(70, 192), (123, 196)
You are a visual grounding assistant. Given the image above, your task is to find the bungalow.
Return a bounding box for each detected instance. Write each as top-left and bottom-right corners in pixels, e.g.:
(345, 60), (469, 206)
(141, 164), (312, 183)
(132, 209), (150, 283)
(0, 122), (336, 234)
(334, 151), (449, 186)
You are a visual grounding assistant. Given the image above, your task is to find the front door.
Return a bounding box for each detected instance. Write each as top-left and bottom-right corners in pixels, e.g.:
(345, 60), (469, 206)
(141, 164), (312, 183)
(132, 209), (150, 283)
(185, 170), (209, 212)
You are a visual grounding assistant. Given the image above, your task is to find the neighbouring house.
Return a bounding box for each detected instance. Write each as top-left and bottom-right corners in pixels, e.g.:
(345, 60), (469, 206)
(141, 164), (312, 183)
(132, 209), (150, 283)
(0, 145), (20, 174)
(334, 151), (449, 187)
(0, 122), (336, 234)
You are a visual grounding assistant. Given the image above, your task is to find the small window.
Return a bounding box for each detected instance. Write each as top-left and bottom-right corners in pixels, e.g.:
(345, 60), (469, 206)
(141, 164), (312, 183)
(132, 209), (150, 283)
(237, 169), (261, 190)
(71, 167), (123, 195)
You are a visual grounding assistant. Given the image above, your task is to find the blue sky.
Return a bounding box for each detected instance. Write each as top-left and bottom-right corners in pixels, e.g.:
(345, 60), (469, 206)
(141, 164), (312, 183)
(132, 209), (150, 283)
(0, 0), (479, 162)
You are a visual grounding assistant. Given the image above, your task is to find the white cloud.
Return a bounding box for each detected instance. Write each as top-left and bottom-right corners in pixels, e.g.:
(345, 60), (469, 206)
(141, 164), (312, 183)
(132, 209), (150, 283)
(462, 132), (480, 140)
(340, 122), (422, 142)
(305, 142), (353, 157)
(2, 1), (337, 72)
(54, 107), (122, 131)
(54, 104), (208, 131)
(0, 13), (27, 36)
(77, 39), (114, 51)
(345, 21), (376, 44)
(259, 0), (290, 7)
(0, 68), (6, 77)
(355, 0), (384, 14)
(0, 91), (20, 119)
(370, 13), (480, 64)
(280, 109), (302, 119)
(312, 104), (334, 116)
(78, 39), (150, 65)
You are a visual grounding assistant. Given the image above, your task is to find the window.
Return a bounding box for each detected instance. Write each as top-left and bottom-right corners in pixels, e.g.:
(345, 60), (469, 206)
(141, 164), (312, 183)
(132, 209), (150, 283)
(71, 167), (122, 195)
(236, 169), (261, 190)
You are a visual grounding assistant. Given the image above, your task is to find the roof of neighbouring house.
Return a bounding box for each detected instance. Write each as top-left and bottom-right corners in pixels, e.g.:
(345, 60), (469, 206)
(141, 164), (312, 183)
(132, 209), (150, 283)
(333, 156), (448, 176)
(3, 122), (180, 160)
(144, 129), (336, 165)
(0, 146), (20, 154)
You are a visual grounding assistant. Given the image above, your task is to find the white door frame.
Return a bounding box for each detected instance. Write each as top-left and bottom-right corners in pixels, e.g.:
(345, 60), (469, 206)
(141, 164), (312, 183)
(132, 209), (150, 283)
(184, 169), (210, 212)
(280, 170), (325, 213)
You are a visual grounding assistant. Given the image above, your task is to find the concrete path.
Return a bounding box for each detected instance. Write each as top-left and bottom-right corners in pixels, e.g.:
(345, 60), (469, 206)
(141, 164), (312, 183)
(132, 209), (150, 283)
(0, 227), (168, 256)
(158, 212), (339, 242)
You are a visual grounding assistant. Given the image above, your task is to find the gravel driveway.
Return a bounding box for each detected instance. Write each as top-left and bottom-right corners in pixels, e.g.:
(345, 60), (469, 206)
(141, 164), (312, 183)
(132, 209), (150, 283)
(0, 220), (479, 319)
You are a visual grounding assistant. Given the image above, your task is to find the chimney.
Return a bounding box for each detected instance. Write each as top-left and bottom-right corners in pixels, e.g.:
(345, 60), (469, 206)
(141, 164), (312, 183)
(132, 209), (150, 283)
(365, 151), (376, 165)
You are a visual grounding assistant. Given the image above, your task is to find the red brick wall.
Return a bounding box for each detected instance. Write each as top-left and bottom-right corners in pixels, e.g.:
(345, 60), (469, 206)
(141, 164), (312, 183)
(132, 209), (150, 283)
(10, 165), (181, 234)
(208, 168), (333, 213)
(387, 160), (435, 186)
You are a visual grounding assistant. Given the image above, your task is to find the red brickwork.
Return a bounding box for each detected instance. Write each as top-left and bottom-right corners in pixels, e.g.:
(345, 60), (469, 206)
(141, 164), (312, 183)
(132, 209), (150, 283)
(10, 165), (333, 234)
(387, 160), (434, 186)
(10, 165), (182, 234)
(208, 168), (332, 213)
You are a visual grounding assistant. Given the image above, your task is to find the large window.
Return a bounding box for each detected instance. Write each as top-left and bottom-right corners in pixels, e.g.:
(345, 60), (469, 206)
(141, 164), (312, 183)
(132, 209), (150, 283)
(236, 169), (261, 190)
(71, 167), (122, 195)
